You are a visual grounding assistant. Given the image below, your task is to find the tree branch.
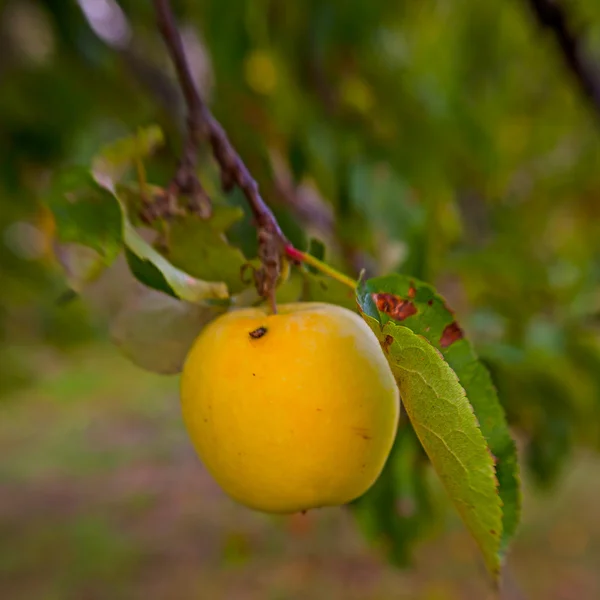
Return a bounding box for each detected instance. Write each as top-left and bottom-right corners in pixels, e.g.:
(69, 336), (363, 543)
(152, 0), (290, 310)
(526, 0), (600, 121)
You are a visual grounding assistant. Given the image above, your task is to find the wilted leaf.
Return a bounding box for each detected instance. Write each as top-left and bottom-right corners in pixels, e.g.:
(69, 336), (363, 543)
(47, 164), (228, 303)
(89, 126), (235, 302)
(111, 287), (225, 374)
(359, 274), (520, 553)
(357, 306), (502, 578)
(54, 243), (107, 294)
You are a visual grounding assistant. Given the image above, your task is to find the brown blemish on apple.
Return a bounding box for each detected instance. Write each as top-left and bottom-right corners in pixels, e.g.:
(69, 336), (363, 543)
(372, 292), (417, 321)
(353, 426), (372, 440)
(440, 321), (464, 348)
(249, 326), (268, 339)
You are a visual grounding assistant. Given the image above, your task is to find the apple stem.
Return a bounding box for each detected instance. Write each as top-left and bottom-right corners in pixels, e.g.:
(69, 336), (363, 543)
(285, 246), (357, 290)
(268, 291), (278, 315)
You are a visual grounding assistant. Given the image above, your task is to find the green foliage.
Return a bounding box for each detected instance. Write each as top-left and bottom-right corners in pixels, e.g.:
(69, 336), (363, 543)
(45, 164), (230, 303)
(357, 300), (503, 578)
(119, 200), (229, 302)
(3, 0), (600, 581)
(359, 274), (521, 552)
(165, 206), (248, 294)
(40, 120), (521, 576)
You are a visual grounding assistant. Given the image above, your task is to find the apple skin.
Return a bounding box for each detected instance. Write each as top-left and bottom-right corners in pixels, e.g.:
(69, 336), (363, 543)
(180, 302), (400, 513)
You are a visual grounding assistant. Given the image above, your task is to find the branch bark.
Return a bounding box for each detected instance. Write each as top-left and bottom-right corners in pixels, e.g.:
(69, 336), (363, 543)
(526, 0), (600, 121)
(152, 0), (289, 310)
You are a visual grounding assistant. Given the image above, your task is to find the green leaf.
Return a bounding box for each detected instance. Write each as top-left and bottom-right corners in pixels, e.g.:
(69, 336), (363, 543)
(164, 206), (249, 294)
(115, 195), (229, 302)
(124, 248), (177, 299)
(46, 167), (122, 262)
(110, 287), (226, 374)
(357, 306), (502, 578)
(359, 274), (520, 553)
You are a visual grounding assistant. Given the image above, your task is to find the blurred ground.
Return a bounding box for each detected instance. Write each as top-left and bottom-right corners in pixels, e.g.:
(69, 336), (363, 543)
(1, 344), (599, 600)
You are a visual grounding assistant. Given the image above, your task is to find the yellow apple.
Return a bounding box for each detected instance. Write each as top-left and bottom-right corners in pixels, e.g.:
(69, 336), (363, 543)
(180, 302), (399, 513)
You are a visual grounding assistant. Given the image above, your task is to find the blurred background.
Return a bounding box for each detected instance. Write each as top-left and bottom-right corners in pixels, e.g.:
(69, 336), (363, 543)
(2, 0), (600, 598)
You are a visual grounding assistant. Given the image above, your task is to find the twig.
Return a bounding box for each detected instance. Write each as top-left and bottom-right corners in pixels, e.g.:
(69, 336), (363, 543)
(146, 1), (211, 220)
(152, 0), (290, 310)
(526, 0), (600, 121)
(78, 0), (355, 303)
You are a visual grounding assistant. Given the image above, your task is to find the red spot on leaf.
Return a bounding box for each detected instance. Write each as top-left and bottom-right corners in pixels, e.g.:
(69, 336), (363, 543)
(408, 283), (416, 299)
(427, 299), (434, 306)
(372, 293), (417, 321)
(440, 322), (464, 348)
(381, 334), (394, 353)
